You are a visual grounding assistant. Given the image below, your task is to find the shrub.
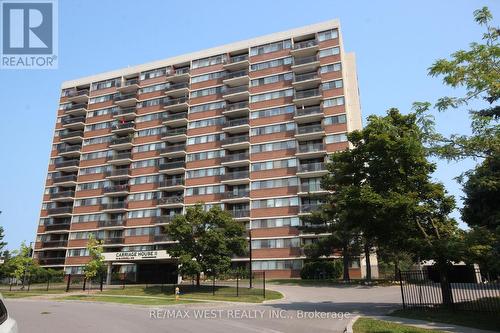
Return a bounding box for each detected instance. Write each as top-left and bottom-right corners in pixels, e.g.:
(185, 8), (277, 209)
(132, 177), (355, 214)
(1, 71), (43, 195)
(300, 260), (343, 280)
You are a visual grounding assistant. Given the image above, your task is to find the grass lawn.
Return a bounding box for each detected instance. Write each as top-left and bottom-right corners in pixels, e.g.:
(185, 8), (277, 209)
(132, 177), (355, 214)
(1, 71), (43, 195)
(59, 294), (197, 306)
(1, 290), (67, 298)
(268, 278), (395, 287)
(102, 285), (283, 303)
(353, 317), (447, 333)
(391, 308), (500, 332)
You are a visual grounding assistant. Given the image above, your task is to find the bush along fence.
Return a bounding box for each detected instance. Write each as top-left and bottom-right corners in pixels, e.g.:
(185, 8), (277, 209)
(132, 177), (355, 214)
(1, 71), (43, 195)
(398, 269), (500, 313)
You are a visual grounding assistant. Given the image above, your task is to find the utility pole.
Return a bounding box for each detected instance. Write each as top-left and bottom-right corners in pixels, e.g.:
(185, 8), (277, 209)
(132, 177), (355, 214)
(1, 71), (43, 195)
(249, 228), (252, 289)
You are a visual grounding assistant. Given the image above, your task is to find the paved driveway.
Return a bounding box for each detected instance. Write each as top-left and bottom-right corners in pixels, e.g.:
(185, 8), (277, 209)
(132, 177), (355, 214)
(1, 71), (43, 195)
(5, 285), (402, 333)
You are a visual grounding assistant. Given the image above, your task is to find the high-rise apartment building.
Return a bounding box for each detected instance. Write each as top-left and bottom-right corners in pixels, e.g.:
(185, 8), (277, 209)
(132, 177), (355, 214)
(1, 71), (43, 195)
(34, 19), (363, 282)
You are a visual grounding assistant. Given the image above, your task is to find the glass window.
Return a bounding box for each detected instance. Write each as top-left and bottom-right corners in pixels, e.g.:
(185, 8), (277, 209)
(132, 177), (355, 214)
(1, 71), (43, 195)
(324, 114), (346, 125)
(250, 40), (292, 56)
(318, 29), (338, 41)
(323, 96), (344, 108)
(319, 47), (340, 58)
(325, 133), (348, 144)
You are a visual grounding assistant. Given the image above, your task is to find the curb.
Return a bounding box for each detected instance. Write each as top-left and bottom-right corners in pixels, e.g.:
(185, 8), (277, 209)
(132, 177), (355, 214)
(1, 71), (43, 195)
(344, 315), (359, 333)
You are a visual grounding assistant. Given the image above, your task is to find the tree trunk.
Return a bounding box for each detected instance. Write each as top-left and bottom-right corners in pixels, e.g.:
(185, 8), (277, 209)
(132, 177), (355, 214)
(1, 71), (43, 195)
(342, 244), (350, 281)
(196, 272), (200, 287)
(364, 242), (372, 283)
(394, 259), (400, 281)
(437, 262), (453, 307)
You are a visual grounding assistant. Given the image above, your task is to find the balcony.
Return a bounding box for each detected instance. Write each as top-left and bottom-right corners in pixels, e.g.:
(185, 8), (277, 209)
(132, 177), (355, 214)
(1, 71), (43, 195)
(221, 191), (250, 202)
(102, 202), (128, 211)
(57, 144), (81, 157)
(44, 223), (71, 231)
(295, 124), (325, 140)
(153, 235), (171, 242)
(167, 67), (190, 82)
(117, 79), (139, 93)
(158, 178), (185, 190)
(163, 96), (188, 111)
(41, 240), (68, 248)
(111, 121), (135, 134)
(61, 115), (85, 129)
(221, 135), (250, 150)
(162, 112), (188, 126)
(165, 82), (189, 97)
(296, 143), (326, 158)
(223, 70), (249, 86)
(221, 171), (250, 185)
(52, 174), (77, 185)
(112, 107), (136, 120)
(223, 101), (249, 117)
(293, 72), (321, 89)
(59, 130), (84, 143)
(65, 103), (87, 115)
(38, 257), (66, 265)
(293, 88), (322, 106)
(296, 162), (328, 177)
(223, 54), (249, 70)
(47, 206), (72, 216)
(109, 135), (133, 149)
(162, 127), (187, 142)
(101, 237), (124, 245)
(300, 203), (321, 214)
(153, 216), (176, 224)
(160, 144), (186, 157)
(103, 185), (129, 196)
(98, 219), (125, 228)
(108, 152), (132, 165)
(158, 161), (185, 175)
(50, 190), (75, 201)
(66, 89), (89, 103)
(228, 210), (250, 220)
(222, 118), (249, 133)
(298, 183), (325, 195)
(54, 159), (79, 171)
(291, 39), (319, 56)
(105, 168), (130, 180)
(114, 93), (138, 107)
(222, 85), (249, 102)
(292, 55), (320, 73)
(294, 105), (323, 123)
(221, 152), (250, 167)
(158, 196), (184, 207)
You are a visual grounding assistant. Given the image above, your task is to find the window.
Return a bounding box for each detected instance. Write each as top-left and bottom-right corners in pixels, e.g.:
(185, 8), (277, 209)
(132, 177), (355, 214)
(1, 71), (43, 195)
(65, 266), (84, 274)
(324, 114), (346, 125)
(127, 209), (160, 219)
(318, 29), (338, 41)
(190, 86), (223, 98)
(139, 83), (166, 94)
(88, 107), (117, 118)
(251, 259), (302, 270)
(319, 63), (342, 74)
(187, 133), (224, 145)
(134, 127), (162, 137)
(85, 121), (112, 132)
(67, 248), (90, 257)
(252, 197), (299, 208)
(322, 79), (343, 90)
(129, 175), (161, 185)
(91, 78), (120, 91)
(251, 158), (296, 171)
(250, 89), (293, 103)
(186, 185), (225, 196)
(81, 150), (110, 161)
(319, 47), (340, 58)
(250, 105), (294, 119)
(250, 72), (293, 87)
(83, 135), (112, 146)
(250, 57), (292, 72)
(188, 117), (224, 129)
(140, 68), (167, 80)
(250, 40), (292, 56)
(89, 93), (116, 104)
(192, 54), (227, 69)
(251, 177), (298, 190)
(76, 181), (106, 191)
(128, 192), (158, 201)
(137, 97), (166, 108)
(190, 101), (226, 114)
(251, 122), (295, 136)
(252, 237), (301, 249)
(251, 140), (296, 153)
(186, 150), (224, 162)
(252, 217), (301, 228)
(136, 112), (164, 123)
(186, 167), (225, 179)
(191, 71), (225, 83)
(125, 227), (156, 236)
(79, 166), (109, 175)
(325, 133), (348, 144)
(72, 214), (104, 223)
(132, 142), (165, 153)
(131, 158), (159, 169)
(323, 96), (344, 108)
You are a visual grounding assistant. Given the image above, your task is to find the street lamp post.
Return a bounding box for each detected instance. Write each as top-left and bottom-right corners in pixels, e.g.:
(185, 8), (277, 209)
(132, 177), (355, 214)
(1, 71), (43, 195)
(249, 228), (252, 289)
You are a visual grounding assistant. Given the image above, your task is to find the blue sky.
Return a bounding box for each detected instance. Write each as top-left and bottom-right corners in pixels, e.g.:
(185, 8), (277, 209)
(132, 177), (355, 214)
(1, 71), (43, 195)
(0, 0), (498, 251)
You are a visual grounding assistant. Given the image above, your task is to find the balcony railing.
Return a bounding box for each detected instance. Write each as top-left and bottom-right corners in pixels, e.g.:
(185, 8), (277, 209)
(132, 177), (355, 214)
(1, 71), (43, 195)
(112, 122), (134, 130)
(59, 130), (84, 139)
(298, 162), (325, 173)
(300, 183), (323, 192)
(225, 101), (249, 111)
(158, 178), (184, 187)
(162, 127), (187, 136)
(223, 85), (248, 95)
(114, 93), (137, 101)
(159, 161), (185, 171)
(294, 55), (319, 66)
(222, 171), (249, 181)
(109, 152), (132, 161)
(153, 235), (170, 242)
(293, 39), (318, 50)
(173, 67), (190, 75)
(105, 169), (130, 177)
(50, 190), (75, 199)
(163, 112), (187, 121)
(112, 107), (136, 117)
(61, 116), (85, 125)
(222, 191), (250, 199)
(66, 103), (87, 111)
(294, 72), (319, 83)
(101, 237), (124, 245)
(47, 206), (72, 215)
(296, 124), (323, 135)
(298, 143), (325, 153)
(300, 203), (321, 213)
(41, 240), (68, 248)
(67, 89), (89, 97)
(98, 219), (125, 228)
(159, 196), (184, 205)
(57, 145), (81, 154)
(102, 202), (127, 210)
(103, 185), (129, 193)
(54, 159), (79, 168)
(161, 144), (186, 154)
(295, 88), (321, 100)
(229, 210), (250, 218)
(52, 174), (77, 183)
(38, 257), (66, 265)
(166, 82), (189, 91)
(224, 118), (248, 127)
(295, 105), (322, 117)
(124, 79), (139, 86)
(228, 54), (248, 63)
(163, 96), (188, 107)
(221, 152), (249, 163)
(222, 135), (249, 145)
(153, 216), (176, 224)
(225, 70), (248, 80)
(44, 223), (71, 231)
(110, 136), (133, 146)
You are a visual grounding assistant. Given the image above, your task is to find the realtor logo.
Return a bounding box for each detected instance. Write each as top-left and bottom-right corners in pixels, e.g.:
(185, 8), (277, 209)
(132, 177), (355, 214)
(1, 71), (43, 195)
(1, 0), (58, 69)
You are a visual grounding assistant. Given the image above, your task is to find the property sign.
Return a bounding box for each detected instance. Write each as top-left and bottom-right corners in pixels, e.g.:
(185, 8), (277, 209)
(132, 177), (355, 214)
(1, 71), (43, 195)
(102, 250), (171, 262)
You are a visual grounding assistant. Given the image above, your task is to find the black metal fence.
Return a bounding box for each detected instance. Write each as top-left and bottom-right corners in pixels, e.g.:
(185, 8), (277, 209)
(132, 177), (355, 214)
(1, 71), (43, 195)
(399, 269), (500, 313)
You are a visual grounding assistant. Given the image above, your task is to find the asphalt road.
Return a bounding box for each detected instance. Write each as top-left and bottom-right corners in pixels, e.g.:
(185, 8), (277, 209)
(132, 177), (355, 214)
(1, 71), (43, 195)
(5, 285), (402, 333)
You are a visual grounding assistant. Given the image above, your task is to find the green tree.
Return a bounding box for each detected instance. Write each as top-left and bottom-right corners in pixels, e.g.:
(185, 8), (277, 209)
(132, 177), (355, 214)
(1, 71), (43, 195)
(165, 204), (246, 286)
(0, 227), (6, 253)
(2, 242), (35, 287)
(83, 234), (105, 288)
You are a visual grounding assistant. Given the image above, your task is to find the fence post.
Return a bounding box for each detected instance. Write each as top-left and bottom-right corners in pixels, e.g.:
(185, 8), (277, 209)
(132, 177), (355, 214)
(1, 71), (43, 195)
(46, 275), (50, 291)
(398, 269), (406, 309)
(82, 277), (86, 291)
(100, 275), (104, 292)
(66, 274), (71, 292)
(212, 275), (215, 296)
(236, 273), (239, 297)
(263, 271), (266, 299)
